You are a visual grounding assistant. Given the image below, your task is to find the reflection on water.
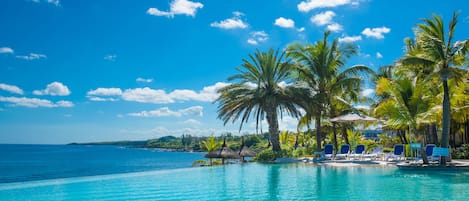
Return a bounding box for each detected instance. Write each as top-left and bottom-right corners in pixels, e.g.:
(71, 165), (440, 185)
(1, 163), (469, 200)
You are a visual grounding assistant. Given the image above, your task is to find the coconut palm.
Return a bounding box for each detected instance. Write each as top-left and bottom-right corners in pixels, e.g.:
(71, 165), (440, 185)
(200, 136), (222, 165)
(216, 49), (304, 152)
(400, 12), (468, 164)
(374, 76), (432, 162)
(287, 31), (373, 151)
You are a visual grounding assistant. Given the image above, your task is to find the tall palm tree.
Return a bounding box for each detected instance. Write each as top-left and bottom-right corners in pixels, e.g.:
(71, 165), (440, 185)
(400, 12), (468, 164)
(287, 31), (373, 151)
(216, 49), (304, 152)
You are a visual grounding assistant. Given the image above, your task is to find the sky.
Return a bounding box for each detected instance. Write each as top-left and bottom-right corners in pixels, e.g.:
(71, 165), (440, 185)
(0, 0), (468, 144)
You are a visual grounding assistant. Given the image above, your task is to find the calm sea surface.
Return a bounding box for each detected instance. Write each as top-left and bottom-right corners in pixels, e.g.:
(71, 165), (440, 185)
(0, 144), (204, 183)
(1, 144), (469, 200)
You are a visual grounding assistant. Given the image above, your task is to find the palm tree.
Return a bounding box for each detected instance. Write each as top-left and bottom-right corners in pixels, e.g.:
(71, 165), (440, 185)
(374, 76), (431, 163)
(400, 12), (468, 164)
(200, 136), (221, 165)
(287, 31), (373, 151)
(216, 49), (304, 152)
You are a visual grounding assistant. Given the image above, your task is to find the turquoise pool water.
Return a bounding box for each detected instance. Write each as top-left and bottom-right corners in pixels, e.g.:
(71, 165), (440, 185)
(1, 163), (468, 200)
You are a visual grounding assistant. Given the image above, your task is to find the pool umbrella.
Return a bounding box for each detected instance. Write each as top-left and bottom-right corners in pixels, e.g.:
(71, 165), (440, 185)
(330, 112), (378, 153)
(204, 138), (240, 164)
(238, 136), (257, 162)
(330, 113), (377, 123)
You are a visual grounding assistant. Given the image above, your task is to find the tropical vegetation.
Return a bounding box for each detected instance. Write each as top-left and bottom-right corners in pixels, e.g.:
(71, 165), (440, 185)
(216, 12), (468, 165)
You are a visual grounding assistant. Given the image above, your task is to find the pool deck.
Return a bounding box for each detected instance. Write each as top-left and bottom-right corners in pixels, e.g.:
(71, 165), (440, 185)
(279, 157), (469, 170)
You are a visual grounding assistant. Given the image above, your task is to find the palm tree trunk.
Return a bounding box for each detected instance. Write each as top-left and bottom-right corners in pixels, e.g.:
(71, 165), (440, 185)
(315, 114), (322, 151)
(342, 126), (349, 145)
(431, 124), (438, 144)
(333, 123), (338, 154)
(441, 80), (451, 165)
(464, 120), (469, 144)
(266, 107), (281, 152)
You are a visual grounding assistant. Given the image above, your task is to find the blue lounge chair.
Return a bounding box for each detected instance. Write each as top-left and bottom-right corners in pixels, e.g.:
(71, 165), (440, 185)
(425, 144), (436, 159)
(324, 144), (334, 160)
(350, 144), (365, 160)
(387, 144), (405, 161)
(430, 147), (450, 163)
(364, 147), (383, 160)
(335, 144), (350, 159)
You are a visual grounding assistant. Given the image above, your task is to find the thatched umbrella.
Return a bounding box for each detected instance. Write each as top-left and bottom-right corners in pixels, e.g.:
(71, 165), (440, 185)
(238, 136), (257, 162)
(204, 138), (240, 164)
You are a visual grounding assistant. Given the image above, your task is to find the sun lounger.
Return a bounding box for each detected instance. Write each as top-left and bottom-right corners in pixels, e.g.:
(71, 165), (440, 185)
(387, 144), (405, 161)
(425, 144), (436, 159)
(324, 144), (334, 160)
(350, 144), (365, 160)
(364, 147), (383, 160)
(335, 144), (350, 159)
(430, 147), (450, 163)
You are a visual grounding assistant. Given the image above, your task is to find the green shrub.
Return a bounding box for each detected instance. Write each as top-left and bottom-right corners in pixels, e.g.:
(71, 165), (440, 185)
(453, 144), (469, 159)
(254, 149), (278, 162)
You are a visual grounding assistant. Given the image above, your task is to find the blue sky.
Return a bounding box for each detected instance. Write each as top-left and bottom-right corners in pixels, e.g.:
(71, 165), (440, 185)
(0, 0), (468, 144)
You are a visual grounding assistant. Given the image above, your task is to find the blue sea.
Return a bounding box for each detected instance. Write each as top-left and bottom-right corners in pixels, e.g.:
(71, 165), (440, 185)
(0, 144), (204, 183)
(1, 144), (469, 200)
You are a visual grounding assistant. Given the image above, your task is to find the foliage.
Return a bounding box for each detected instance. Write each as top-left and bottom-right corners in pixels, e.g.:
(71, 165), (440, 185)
(400, 12), (468, 152)
(192, 160), (209, 167)
(287, 31), (374, 151)
(216, 48), (304, 151)
(254, 149), (280, 162)
(200, 136), (222, 152)
(453, 144), (469, 159)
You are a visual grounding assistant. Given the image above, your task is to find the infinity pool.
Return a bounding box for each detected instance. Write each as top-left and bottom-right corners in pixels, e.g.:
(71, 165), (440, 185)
(1, 163), (468, 200)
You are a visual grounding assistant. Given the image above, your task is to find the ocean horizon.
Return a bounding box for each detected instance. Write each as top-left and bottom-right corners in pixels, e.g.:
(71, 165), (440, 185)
(0, 144), (204, 183)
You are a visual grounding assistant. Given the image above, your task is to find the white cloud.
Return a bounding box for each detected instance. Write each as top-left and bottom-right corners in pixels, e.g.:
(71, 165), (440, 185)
(16, 53), (47, 60)
(87, 88), (122, 101)
(88, 82), (229, 104)
(298, 0), (351, 12)
(120, 126), (239, 137)
(311, 11), (336, 26)
(211, 18), (248, 29)
(326, 23), (343, 32)
(184, 119), (201, 125)
(361, 27), (391, 39)
(169, 82), (229, 102)
(0, 47), (14, 54)
(297, 27), (305, 32)
(232, 11), (244, 17)
(33, 82), (71, 96)
(136, 77), (153, 83)
(247, 31), (269, 46)
(87, 88), (122, 96)
(338, 35), (362, 43)
(122, 87), (174, 104)
(0, 96), (73, 108)
(128, 106), (203, 118)
(376, 52), (383, 59)
(274, 17), (295, 28)
(361, 88), (375, 97)
(147, 0), (203, 18)
(104, 54), (116, 61)
(0, 83), (24, 95)
(147, 8), (172, 17)
(247, 39), (258, 45)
